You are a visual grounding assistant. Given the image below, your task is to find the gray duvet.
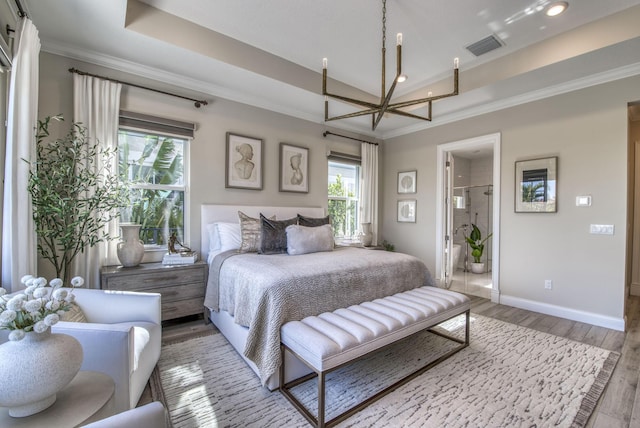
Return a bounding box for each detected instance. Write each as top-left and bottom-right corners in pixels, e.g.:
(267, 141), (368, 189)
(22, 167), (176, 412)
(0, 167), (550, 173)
(205, 246), (435, 385)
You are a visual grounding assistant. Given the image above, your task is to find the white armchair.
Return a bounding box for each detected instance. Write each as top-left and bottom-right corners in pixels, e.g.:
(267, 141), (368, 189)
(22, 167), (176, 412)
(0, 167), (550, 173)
(51, 288), (162, 414)
(82, 401), (169, 428)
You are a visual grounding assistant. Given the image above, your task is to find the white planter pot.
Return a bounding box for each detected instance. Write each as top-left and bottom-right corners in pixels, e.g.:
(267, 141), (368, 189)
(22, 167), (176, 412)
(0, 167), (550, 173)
(0, 331), (83, 417)
(117, 223), (145, 267)
(470, 262), (485, 274)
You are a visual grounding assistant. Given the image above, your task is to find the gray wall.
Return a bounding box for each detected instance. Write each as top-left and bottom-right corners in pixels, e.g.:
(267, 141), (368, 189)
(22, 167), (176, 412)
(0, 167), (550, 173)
(383, 75), (640, 323)
(39, 51), (639, 324)
(37, 52), (363, 274)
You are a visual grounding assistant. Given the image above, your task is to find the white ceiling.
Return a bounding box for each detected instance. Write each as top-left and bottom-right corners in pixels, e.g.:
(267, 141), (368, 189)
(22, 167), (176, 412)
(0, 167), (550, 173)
(23, 0), (640, 138)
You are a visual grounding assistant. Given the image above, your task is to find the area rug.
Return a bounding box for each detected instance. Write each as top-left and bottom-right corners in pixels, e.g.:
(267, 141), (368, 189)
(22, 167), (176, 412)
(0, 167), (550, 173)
(154, 314), (619, 428)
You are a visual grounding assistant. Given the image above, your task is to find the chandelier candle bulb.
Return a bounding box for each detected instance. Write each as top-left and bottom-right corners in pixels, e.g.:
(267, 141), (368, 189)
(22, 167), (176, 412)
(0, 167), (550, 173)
(320, 0), (459, 130)
(454, 57), (459, 69)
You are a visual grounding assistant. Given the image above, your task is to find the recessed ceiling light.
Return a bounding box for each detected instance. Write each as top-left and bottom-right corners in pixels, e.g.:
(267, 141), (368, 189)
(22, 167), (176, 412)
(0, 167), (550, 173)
(397, 74), (408, 83)
(545, 1), (568, 17)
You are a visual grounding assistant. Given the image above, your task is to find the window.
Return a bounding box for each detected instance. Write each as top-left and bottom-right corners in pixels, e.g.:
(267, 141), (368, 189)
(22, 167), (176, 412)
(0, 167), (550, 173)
(118, 128), (189, 248)
(328, 160), (360, 239)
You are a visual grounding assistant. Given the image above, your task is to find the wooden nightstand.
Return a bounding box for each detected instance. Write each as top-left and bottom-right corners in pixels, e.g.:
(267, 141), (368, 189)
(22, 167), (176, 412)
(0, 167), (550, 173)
(100, 261), (208, 321)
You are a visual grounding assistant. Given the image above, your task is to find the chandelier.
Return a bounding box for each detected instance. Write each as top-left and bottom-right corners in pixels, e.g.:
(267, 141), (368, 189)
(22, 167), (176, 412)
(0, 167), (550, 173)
(322, 0), (459, 131)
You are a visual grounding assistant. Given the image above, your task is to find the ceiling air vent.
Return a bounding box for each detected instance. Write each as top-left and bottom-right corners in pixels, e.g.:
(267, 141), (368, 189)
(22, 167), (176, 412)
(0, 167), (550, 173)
(465, 34), (503, 57)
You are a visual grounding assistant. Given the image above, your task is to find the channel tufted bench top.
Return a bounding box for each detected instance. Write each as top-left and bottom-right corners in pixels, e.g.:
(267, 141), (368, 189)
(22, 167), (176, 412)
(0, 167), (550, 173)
(280, 286), (471, 428)
(281, 286), (470, 372)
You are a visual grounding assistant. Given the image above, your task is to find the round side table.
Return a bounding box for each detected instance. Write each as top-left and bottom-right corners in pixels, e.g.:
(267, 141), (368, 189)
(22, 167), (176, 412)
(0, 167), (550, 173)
(0, 371), (115, 427)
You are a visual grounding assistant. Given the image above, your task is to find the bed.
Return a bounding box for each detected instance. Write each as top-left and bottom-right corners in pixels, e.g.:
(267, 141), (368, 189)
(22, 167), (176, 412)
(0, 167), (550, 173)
(201, 204), (436, 390)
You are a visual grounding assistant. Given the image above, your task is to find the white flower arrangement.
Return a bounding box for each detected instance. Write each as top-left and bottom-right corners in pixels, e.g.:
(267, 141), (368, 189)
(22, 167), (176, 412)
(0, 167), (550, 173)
(0, 275), (84, 341)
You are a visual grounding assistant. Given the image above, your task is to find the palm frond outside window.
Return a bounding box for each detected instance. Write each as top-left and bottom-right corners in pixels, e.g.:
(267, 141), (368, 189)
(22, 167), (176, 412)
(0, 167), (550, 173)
(118, 129), (188, 247)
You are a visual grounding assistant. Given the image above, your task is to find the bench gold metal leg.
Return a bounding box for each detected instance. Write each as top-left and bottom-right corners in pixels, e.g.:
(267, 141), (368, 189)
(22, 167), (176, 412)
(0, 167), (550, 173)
(318, 372), (325, 428)
(280, 310), (470, 428)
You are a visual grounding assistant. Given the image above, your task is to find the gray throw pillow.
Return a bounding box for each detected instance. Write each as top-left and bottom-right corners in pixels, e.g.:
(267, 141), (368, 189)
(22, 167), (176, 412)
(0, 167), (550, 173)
(297, 214), (331, 227)
(238, 211), (275, 253)
(286, 224), (334, 255)
(259, 214), (297, 254)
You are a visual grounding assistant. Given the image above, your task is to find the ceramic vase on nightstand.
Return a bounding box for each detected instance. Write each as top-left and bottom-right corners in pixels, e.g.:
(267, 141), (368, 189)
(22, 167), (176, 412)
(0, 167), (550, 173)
(0, 331), (83, 417)
(117, 223), (145, 267)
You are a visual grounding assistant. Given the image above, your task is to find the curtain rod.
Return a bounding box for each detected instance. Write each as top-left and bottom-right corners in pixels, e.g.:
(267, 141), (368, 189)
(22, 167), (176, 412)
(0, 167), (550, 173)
(322, 131), (377, 146)
(15, 0), (27, 18)
(68, 68), (209, 108)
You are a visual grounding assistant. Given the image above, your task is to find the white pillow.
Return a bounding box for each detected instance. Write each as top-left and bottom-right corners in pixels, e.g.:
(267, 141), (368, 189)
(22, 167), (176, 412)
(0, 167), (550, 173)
(206, 222), (221, 252)
(286, 224), (334, 256)
(217, 222), (242, 252)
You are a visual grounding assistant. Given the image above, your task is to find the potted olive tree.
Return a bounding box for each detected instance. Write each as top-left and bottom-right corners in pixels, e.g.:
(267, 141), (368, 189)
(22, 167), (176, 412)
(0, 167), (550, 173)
(464, 224), (492, 274)
(25, 116), (129, 283)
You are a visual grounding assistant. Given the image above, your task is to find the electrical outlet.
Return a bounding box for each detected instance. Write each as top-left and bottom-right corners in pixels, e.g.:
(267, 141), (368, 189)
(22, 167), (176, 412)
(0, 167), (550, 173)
(544, 279), (553, 290)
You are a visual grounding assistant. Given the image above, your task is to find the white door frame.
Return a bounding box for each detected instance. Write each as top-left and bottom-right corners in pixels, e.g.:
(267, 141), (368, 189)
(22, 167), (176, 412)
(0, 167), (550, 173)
(435, 133), (501, 303)
(443, 152), (454, 287)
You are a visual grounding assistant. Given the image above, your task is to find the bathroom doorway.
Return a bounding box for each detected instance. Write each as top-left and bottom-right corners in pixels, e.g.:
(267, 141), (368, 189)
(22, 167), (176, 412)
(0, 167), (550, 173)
(627, 101), (640, 315)
(436, 133), (501, 301)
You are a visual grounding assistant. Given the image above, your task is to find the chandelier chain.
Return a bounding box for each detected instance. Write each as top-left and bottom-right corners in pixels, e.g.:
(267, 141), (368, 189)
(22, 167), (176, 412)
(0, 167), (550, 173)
(382, 0), (386, 50)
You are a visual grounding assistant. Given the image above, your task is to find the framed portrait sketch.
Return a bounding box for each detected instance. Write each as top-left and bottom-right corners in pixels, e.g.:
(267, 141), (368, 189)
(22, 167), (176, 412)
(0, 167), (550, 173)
(398, 170), (417, 194)
(397, 199), (417, 223)
(515, 156), (557, 213)
(226, 132), (263, 190)
(280, 143), (309, 193)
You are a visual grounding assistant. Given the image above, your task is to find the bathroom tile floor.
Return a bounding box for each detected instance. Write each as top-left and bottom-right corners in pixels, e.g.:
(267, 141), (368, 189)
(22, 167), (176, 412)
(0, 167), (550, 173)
(448, 268), (493, 299)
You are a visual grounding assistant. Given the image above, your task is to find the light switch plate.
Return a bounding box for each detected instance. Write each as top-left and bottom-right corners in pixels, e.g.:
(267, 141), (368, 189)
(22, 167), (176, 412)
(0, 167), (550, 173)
(576, 196), (592, 207)
(590, 224), (614, 235)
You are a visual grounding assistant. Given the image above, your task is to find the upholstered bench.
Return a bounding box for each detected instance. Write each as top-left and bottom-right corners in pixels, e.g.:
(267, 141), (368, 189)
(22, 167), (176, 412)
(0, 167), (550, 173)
(279, 286), (470, 428)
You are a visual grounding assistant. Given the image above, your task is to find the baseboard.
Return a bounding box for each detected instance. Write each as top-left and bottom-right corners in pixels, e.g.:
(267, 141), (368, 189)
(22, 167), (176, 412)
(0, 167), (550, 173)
(499, 294), (625, 332)
(490, 288), (500, 303)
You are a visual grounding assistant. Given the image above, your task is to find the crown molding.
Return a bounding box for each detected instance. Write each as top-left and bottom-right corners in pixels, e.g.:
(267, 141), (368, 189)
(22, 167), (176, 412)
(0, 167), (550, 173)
(41, 40), (326, 122)
(42, 40), (640, 142)
(4, 0), (19, 21)
(382, 61), (640, 140)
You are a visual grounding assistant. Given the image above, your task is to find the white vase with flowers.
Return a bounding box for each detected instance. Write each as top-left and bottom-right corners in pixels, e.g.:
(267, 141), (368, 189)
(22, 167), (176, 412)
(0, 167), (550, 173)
(0, 275), (84, 417)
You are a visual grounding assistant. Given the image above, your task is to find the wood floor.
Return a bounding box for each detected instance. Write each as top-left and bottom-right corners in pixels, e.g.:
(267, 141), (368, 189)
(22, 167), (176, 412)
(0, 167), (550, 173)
(152, 295), (640, 427)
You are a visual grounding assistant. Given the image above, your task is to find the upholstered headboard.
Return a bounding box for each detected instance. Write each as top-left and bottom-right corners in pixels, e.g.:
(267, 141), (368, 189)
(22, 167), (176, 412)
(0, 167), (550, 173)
(200, 204), (324, 259)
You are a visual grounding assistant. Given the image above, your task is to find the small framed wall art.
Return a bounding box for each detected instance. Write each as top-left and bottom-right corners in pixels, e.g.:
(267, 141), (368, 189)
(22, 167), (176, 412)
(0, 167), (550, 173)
(515, 156), (557, 213)
(397, 199), (417, 223)
(280, 143), (309, 193)
(398, 170), (417, 194)
(226, 132), (263, 190)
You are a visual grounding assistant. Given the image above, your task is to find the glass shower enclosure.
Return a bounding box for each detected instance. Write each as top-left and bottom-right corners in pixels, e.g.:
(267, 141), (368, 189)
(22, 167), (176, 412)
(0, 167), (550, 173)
(451, 184), (493, 273)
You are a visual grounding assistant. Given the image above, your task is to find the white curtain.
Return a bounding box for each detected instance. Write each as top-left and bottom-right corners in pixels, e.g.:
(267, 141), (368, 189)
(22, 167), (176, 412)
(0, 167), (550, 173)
(2, 18), (40, 292)
(360, 142), (379, 246)
(73, 74), (121, 288)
